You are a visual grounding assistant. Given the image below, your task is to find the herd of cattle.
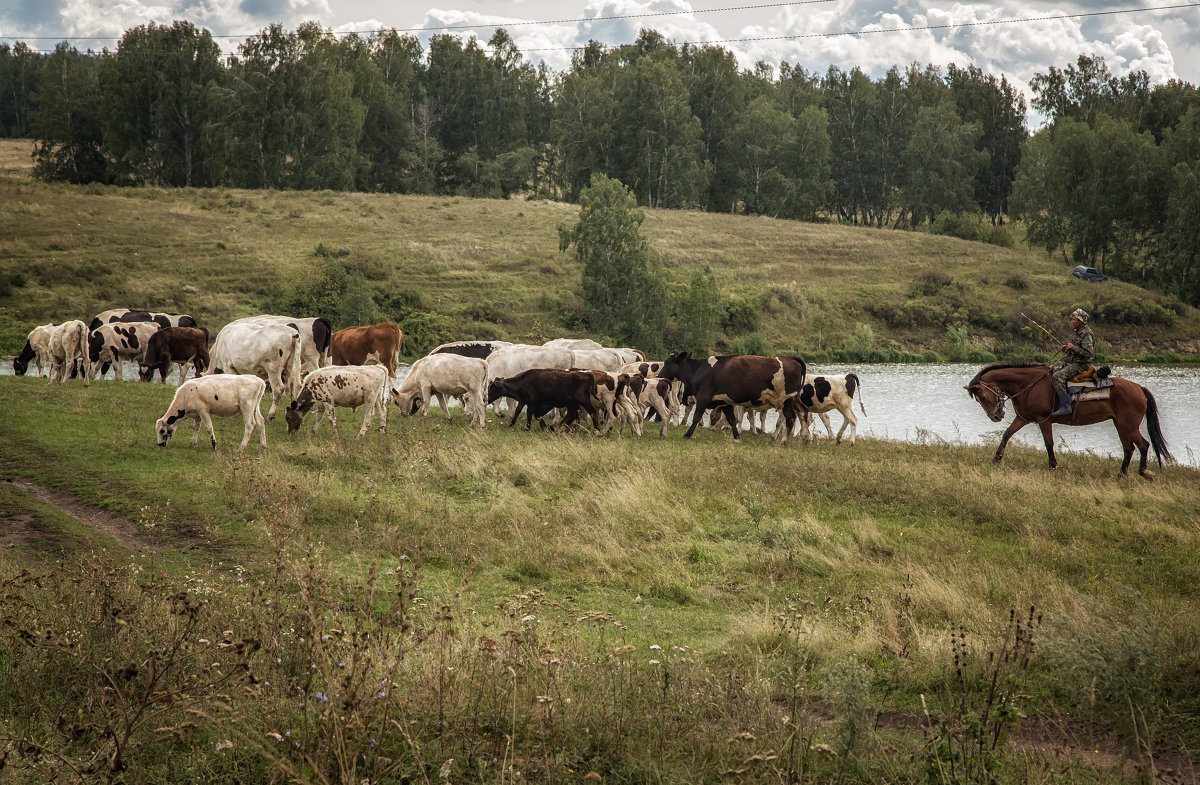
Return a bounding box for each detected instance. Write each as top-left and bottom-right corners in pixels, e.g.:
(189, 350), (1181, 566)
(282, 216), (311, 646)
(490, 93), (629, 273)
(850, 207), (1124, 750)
(11, 309), (867, 451)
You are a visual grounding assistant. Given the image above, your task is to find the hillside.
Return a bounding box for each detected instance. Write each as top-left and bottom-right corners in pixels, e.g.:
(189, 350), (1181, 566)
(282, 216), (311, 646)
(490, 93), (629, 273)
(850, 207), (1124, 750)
(2, 138), (1197, 360)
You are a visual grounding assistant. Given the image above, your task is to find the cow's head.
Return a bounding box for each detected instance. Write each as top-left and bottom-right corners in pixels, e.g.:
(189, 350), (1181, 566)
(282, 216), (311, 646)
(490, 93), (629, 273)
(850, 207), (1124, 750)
(138, 364), (155, 383)
(486, 378), (510, 403)
(12, 342), (31, 376)
(660, 351), (691, 380)
(284, 393), (314, 433)
(393, 390), (422, 415)
(156, 409), (186, 446)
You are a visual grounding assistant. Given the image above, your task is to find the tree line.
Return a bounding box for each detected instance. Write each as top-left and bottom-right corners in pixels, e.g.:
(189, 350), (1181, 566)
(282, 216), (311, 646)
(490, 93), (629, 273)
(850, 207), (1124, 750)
(1, 23), (1198, 303)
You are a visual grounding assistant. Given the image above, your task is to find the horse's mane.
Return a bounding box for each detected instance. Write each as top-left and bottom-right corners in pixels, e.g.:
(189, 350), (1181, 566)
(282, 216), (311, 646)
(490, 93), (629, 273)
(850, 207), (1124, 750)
(967, 362), (1045, 387)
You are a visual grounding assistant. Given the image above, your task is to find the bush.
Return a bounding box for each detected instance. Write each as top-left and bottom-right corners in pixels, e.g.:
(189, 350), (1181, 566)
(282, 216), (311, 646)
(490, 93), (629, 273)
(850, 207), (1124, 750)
(1003, 274), (1028, 290)
(907, 271), (952, 297)
(723, 298), (761, 334)
(930, 210), (981, 242)
(1092, 298), (1175, 326)
(727, 331), (770, 356)
(400, 311), (454, 356)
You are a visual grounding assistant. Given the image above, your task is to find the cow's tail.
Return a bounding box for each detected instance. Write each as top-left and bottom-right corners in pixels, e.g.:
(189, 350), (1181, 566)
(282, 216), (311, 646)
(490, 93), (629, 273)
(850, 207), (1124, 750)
(315, 318), (332, 366)
(846, 373), (866, 415)
(286, 333), (303, 397)
(1142, 386), (1172, 467)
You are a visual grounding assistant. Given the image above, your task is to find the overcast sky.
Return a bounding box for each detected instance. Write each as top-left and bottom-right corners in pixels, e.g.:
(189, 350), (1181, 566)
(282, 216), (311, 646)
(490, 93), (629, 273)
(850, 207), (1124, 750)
(3, 0), (1198, 127)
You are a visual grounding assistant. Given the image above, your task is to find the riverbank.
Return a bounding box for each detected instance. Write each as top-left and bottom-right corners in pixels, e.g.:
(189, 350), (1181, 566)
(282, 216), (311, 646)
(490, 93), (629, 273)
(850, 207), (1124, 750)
(1, 374), (1197, 783)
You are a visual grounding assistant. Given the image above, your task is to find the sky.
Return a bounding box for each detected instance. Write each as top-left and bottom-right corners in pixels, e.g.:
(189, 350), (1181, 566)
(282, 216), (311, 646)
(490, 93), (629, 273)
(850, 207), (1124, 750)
(3, 0), (1198, 128)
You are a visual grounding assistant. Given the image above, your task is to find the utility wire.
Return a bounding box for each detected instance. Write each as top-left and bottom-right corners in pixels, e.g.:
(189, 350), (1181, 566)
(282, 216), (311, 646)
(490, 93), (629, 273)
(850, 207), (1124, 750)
(6, 0), (1198, 55)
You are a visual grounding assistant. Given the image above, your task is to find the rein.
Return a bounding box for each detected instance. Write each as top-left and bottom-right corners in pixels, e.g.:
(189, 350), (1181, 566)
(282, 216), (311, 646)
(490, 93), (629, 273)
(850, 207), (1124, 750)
(980, 369), (1054, 423)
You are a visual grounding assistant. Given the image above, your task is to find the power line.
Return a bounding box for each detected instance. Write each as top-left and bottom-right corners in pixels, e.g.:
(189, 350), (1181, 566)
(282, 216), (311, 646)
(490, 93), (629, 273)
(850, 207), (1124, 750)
(6, 1), (1198, 55)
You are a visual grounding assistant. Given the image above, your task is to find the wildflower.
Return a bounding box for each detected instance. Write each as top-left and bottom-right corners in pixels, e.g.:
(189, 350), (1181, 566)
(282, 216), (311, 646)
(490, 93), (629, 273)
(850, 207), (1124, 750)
(649, 659), (660, 665)
(215, 740), (234, 752)
(339, 662), (346, 668)
(267, 733), (284, 742)
(316, 692), (329, 703)
(649, 644), (662, 651)
(199, 638), (210, 645)
(379, 691), (387, 698)
(321, 635), (331, 641)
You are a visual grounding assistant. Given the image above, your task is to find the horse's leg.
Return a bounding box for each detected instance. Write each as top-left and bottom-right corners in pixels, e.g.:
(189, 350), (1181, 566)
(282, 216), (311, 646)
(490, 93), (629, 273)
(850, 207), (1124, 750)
(1036, 421), (1057, 469)
(993, 418), (1029, 464)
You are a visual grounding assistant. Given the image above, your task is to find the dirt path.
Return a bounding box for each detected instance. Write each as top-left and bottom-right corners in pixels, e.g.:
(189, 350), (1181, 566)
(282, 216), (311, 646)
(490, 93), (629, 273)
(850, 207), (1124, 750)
(3, 476), (161, 552)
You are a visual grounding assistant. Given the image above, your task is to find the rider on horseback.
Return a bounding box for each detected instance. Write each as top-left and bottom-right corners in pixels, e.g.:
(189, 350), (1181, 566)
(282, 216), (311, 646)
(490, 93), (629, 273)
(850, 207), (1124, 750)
(1050, 308), (1094, 416)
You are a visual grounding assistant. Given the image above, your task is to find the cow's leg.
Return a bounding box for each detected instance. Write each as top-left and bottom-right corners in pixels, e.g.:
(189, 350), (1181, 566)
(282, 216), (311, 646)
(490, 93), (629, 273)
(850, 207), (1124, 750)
(200, 411), (217, 450)
(190, 416), (202, 447)
(776, 402), (795, 445)
(1036, 421), (1057, 469)
(837, 408), (857, 446)
(436, 393), (453, 421)
(255, 408), (267, 448)
(265, 372), (284, 420)
(359, 400), (374, 437)
(718, 405), (741, 441)
(327, 404), (339, 435)
(311, 404), (328, 435)
(113, 355), (124, 382)
(993, 418), (1029, 464)
(683, 394), (712, 438)
(820, 412), (834, 439)
(239, 406), (257, 450)
(509, 402), (526, 428)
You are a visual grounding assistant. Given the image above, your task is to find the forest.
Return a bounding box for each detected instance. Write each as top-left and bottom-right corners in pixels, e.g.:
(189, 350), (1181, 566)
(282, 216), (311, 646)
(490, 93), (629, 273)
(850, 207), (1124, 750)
(1, 21), (1198, 304)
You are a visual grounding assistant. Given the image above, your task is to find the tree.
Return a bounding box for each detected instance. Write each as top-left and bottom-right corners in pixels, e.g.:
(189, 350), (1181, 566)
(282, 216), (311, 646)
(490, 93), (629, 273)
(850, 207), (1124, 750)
(674, 267), (724, 353)
(947, 63), (1027, 223)
(558, 174), (667, 352)
(901, 100), (985, 226)
(31, 44), (108, 183)
(0, 42), (43, 137)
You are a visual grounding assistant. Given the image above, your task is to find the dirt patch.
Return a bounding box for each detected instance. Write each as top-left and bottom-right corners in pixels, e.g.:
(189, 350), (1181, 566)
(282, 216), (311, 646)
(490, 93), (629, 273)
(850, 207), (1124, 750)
(0, 511), (41, 549)
(5, 477), (160, 552)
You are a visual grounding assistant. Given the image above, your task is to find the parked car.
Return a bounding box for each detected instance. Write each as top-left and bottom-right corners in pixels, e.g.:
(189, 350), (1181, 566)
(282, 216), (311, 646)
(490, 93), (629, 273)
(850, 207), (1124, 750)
(1072, 265), (1108, 282)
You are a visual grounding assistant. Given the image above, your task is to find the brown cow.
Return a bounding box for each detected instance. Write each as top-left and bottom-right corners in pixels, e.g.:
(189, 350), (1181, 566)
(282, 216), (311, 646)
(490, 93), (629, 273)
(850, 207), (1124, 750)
(330, 323), (403, 380)
(139, 326), (211, 384)
(659, 352), (807, 443)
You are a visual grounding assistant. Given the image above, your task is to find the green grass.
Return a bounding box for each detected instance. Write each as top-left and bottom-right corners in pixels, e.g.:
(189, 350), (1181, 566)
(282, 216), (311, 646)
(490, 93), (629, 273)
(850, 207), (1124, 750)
(0, 375), (1197, 782)
(1, 140), (1197, 359)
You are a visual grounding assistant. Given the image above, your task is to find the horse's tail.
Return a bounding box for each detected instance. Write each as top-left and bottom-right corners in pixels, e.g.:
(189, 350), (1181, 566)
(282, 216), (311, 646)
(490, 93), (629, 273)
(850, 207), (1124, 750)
(1142, 386), (1173, 467)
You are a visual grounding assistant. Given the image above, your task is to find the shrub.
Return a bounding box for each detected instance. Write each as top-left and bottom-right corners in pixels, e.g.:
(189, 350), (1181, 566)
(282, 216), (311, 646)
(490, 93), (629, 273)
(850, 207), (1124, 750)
(908, 271), (952, 298)
(1092, 298), (1175, 326)
(1003, 274), (1028, 290)
(930, 210), (981, 242)
(727, 331), (770, 356)
(400, 311), (454, 356)
(723, 298), (761, 334)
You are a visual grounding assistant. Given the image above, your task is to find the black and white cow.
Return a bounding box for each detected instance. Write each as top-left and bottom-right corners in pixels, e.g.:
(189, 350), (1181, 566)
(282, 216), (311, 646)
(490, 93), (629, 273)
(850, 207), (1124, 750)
(13, 324), (56, 377)
(90, 309), (197, 332)
(792, 373), (866, 445)
(88, 321), (162, 381)
(659, 352), (807, 443)
(431, 340), (513, 360)
(208, 321), (302, 420)
(228, 315), (332, 375)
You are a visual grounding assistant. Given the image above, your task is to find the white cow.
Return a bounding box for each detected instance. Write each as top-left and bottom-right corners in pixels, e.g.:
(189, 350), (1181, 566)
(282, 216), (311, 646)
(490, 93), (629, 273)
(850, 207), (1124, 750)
(87, 321), (162, 381)
(791, 373), (866, 445)
(393, 354), (488, 427)
(284, 365), (390, 436)
(571, 348), (628, 373)
(48, 320), (90, 385)
(229, 315), (332, 375)
(544, 338), (604, 351)
(155, 374), (267, 450)
(13, 323), (56, 377)
(208, 321), (302, 420)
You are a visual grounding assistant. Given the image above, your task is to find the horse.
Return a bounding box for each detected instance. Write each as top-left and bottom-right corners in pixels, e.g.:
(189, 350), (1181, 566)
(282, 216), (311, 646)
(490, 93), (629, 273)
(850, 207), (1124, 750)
(964, 363), (1171, 478)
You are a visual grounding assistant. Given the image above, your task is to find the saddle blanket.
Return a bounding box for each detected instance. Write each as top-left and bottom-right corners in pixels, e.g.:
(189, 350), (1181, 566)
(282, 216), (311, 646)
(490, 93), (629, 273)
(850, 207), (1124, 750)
(1071, 387), (1112, 403)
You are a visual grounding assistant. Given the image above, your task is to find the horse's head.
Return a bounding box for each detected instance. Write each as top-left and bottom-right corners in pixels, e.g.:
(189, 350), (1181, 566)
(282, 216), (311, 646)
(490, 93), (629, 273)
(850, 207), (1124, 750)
(964, 380), (1006, 422)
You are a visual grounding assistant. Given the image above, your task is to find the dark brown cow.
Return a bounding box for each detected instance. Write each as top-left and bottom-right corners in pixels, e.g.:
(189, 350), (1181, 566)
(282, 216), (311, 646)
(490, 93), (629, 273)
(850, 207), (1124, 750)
(139, 326), (211, 384)
(330, 323), (403, 379)
(659, 352), (807, 443)
(89, 309), (197, 332)
(486, 368), (601, 432)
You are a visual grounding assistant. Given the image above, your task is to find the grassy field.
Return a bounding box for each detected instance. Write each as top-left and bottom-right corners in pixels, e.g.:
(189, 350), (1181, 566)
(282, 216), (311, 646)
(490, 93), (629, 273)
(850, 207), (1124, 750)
(0, 375), (1197, 783)
(2, 139), (1198, 361)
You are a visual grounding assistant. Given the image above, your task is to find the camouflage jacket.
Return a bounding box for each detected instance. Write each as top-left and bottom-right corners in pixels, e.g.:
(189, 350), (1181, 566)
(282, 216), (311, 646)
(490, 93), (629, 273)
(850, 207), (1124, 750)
(1065, 324), (1094, 364)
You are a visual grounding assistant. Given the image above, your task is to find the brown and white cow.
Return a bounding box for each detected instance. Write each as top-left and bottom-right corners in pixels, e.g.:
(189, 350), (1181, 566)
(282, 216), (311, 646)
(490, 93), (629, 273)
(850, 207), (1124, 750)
(431, 340), (512, 360)
(88, 321), (162, 381)
(284, 365), (390, 437)
(155, 374), (267, 450)
(487, 368), (601, 433)
(90, 309), (197, 332)
(230, 315), (332, 375)
(659, 352), (807, 443)
(617, 373), (679, 438)
(209, 321), (302, 420)
(139, 327), (211, 384)
(392, 353), (488, 427)
(331, 323), (403, 380)
(49, 320), (90, 385)
(13, 323), (56, 377)
(791, 373), (866, 445)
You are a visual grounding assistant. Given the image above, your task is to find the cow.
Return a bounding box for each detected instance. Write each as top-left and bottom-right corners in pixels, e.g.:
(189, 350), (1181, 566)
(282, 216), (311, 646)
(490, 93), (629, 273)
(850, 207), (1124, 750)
(618, 361), (664, 378)
(87, 321), (162, 381)
(571, 348), (628, 373)
(139, 327), (211, 384)
(617, 373), (678, 438)
(792, 373), (866, 446)
(13, 324), (56, 377)
(90, 309), (197, 332)
(208, 321), (303, 420)
(487, 368), (601, 433)
(544, 338), (604, 351)
(155, 374), (267, 451)
(577, 369), (641, 436)
(392, 353), (488, 427)
(284, 365), (390, 437)
(48, 320), (90, 385)
(431, 340), (512, 360)
(331, 323), (403, 380)
(229, 315), (332, 375)
(486, 344), (576, 416)
(659, 352), (807, 443)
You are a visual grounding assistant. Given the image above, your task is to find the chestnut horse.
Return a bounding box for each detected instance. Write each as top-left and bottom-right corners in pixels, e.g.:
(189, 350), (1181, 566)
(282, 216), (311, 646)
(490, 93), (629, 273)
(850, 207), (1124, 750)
(965, 363), (1171, 477)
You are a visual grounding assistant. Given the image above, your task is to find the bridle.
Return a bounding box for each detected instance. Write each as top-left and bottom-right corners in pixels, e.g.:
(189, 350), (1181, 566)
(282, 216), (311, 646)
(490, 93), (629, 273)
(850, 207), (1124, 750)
(972, 369), (1053, 423)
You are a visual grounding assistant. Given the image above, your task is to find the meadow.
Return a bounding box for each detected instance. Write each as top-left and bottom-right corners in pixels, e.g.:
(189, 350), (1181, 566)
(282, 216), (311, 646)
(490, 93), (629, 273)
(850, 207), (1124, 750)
(0, 373), (1197, 783)
(2, 137), (1199, 783)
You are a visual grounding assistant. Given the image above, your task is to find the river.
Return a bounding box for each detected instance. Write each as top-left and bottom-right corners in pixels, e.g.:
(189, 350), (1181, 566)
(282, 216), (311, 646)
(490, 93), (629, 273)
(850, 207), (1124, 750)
(4, 359), (1198, 468)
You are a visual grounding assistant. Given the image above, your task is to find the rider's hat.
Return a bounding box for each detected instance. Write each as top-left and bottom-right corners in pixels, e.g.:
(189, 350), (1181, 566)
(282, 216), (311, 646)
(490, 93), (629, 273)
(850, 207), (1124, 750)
(1070, 308), (1089, 323)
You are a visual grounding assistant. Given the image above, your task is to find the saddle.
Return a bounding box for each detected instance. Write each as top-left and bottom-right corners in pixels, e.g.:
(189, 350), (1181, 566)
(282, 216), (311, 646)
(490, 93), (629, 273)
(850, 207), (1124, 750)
(1066, 365), (1114, 401)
